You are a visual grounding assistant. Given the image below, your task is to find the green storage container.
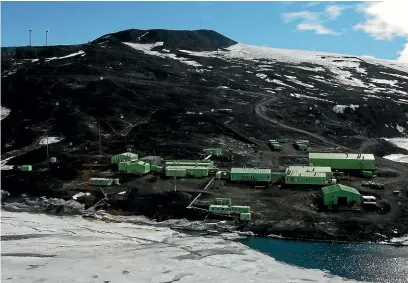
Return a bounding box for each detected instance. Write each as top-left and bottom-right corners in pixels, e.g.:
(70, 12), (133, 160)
(209, 205), (230, 215)
(88, 178), (116, 186)
(118, 161), (128, 172)
(150, 164), (157, 172)
(362, 170), (373, 178)
(215, 198), (232, 206)
(165, 160), (214, 167)
(231, 205), (250, 214)
(20, 165), (32, 172)
(270, 172), (286, 182)
(126, 161), (150, 174)
(240, 213), (251, 221)
(156, 166), (164, 173)
(111, 152), (138, 164)
(230, 168), (271, 182)
(287, 166), (333, 179)
(309, 153), (375, 170)
(277, 138), (291, 143)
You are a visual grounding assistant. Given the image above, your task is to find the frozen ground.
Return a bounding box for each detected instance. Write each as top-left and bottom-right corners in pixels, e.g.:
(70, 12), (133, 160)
(1, 211), (362, 283)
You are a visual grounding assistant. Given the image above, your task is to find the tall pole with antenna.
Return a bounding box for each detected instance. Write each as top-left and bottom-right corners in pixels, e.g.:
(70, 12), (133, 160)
(29, 29), (32, 46)
(98, 123), (102, 156)
(46, 29), (49, 46)
(46, 131), (50, 170)
(174, 176), (177, 192)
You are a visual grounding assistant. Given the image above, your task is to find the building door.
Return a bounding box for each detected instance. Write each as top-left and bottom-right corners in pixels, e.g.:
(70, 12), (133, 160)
(338, 197), (348, 206)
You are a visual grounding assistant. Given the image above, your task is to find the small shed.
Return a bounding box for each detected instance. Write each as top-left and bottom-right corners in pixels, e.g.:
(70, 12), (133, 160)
(126, 161), (150, 174)
(111, 152), (138, 164)
(322, 184), (361, 206)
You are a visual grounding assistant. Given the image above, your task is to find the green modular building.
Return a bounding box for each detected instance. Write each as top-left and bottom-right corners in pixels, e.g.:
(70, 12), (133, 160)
(203, 148), (223, 156)
(165, 160), (214, 168)
(126, 161), (151, 174)
(309, 153), (375, 170)
(209, 204), (251, 221)
(285, 171), (327, 185)
(165, 167), (187, 178)
(88, 178), (120, 186)
(19, 165), (32, 172)
(139, 156), (163, 166)
(111, 152), (138, 164)
(230, 205), (250, 214)
(118, 161), (128, 172)
(268, 140), (282, 151)
(287, 166), (333, 179)
(230, 168), (272, 183)
(165, 166), (209, 178)
(270, 172), (286, 182)
(215, 198), (232, 206)
(209, 205), (230, 214)
(322, 184), (361, 206)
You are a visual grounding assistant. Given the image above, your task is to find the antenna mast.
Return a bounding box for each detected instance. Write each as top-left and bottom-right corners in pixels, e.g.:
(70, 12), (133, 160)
(46, 29), (49, 46)
(28, 29), (32, 46)
(98, 123), (102, 156)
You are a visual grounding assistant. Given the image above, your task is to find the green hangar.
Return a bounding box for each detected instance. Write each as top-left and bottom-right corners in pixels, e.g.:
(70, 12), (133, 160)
(321, 184), (361, 206)
(309, 153), (375, 170)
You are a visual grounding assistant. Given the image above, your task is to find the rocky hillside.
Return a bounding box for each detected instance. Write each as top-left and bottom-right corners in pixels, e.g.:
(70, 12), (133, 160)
(1, 28), (408, 162)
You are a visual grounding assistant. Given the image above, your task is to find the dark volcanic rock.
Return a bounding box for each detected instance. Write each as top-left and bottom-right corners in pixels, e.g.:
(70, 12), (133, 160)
(92, 28), (237, 51)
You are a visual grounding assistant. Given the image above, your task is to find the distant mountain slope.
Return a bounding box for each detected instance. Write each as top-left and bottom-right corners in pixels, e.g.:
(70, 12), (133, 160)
(1, 28), (408, 160)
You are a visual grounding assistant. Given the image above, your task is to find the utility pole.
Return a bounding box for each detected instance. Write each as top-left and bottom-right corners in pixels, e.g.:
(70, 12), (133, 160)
(174, 176), (177, 192)
(46, 29), (49, 46)
(28, 29), (32, 46)
(46, 131), (50, 170)
(98, 123), (102, 156)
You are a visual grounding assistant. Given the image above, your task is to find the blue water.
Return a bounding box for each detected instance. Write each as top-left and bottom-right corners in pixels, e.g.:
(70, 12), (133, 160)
(241, 237), (408, 283)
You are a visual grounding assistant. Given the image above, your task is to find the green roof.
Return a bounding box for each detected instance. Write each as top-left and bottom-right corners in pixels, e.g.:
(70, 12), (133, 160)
(322, 184), (361, 195)
(209, 205), (230, 208)
(286, 171), (326, 178)
(231, 168), (271, 174)
(309, 153), (375, 160)
(287, 166), (332, 173)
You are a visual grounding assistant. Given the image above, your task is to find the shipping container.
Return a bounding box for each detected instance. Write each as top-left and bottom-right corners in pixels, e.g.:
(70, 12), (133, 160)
(309, 153), (375, 170)
(111, 152), (138, 164)
(295, 140), (310, 145)
(126, 161), (150, 174)
(156, 166), (164, 173)
(215, 198), (232, 206)
(118, 161), (128, 172)
(277, 138), (292, 143)
(88, 178), (119, 186)
(362, 170), (373, 178)
(20, 165), (32, 172)
(150, 164), (157, 172)
(230, 168), (271, 183)
(240, 213), (251, 221)
(294, 142), (308, 151)
(285, 171), (327, 185)
(230, 205), (250, 214)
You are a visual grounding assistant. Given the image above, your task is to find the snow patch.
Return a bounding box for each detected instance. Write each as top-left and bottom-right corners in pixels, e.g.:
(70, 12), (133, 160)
(290, 93), (333, 102)
(284, 75), (314, 88)
(370, 78), (398, 87)
(380, 72), (408, 80)
(124, 42), (202, 67)
(256, 73), (267, 79)
(72, 192), (91, 200)
(45, 50), (85, 62)
(396, 124), (406, 133)
(383, 138), (408, 163)
(1, 106), (11, 120)
(39, 137), (63, 145)
(1, 156), (15, 171)
(332, 104), (359, 114)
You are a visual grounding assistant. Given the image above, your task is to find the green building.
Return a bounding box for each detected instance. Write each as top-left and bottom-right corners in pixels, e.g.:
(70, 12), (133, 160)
(88, 178), (120, 186)
(139, 156), (163, 166)
(214, 198), (232, 206)
(287, 166), (333, 179)
(19, 165), (32, 172)
(126, 161), (151, 174)
(270, 172), (286, 183)
(322, 184), (361, 206)
(268, 140), (281, 151)
(230, 168), (271, 183)
(309, 153), (375, 170)
(165, 165), (209, 178)
(165, 160), (214, 168)
(285, 170), (327, 185)
(111, 152), (138, 164)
